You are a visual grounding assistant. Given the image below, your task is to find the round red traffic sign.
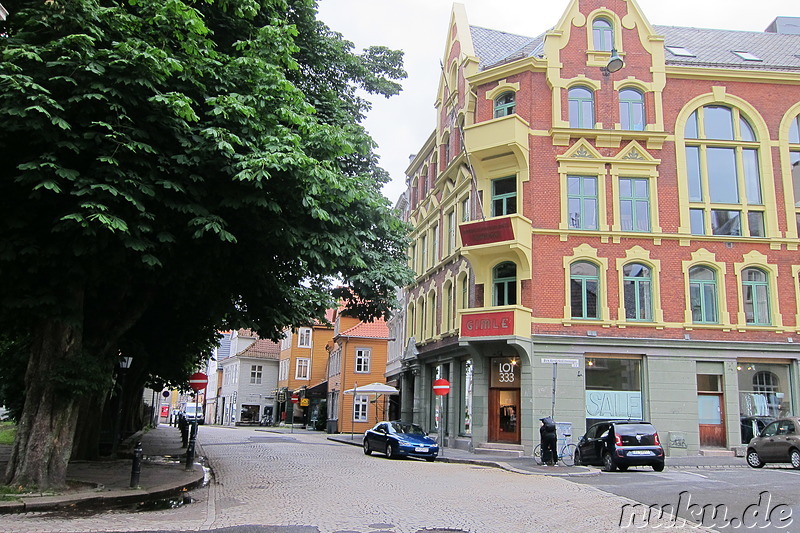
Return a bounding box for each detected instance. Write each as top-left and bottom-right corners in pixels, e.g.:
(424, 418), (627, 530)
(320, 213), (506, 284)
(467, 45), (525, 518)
(290, 393), (300, 404)
(433, 378), (450, 396)
(188, 372), (208, 392)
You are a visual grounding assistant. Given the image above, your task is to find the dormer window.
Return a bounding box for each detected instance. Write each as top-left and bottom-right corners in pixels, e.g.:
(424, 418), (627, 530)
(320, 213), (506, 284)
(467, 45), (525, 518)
(592, 18), (613, 52)
(494, 91), (516, 118)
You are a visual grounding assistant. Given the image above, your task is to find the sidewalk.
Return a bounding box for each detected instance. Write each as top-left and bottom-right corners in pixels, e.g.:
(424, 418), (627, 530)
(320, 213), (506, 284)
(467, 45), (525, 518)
(0, 424), (749, 514)
(0, 424), (206, 514)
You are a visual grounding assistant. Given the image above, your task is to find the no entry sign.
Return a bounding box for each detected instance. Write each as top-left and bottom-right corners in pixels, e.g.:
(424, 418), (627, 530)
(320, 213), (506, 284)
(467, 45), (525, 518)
(188, 372), (208, 392)
(290, 392), (300, 404)
(433, 378), (450, 396)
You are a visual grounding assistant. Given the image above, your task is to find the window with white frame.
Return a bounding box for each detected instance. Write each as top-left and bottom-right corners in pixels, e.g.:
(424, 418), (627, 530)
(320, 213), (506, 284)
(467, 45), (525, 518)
(353, 394), (369, 422)
(297, 327), (312, 348)
(355, 348), (371, 373)
(250, 365), (263, 384)
(280, 331), (291, 350)
(447, 210), (456, 255)
(279, 359), (289, 381)
(296, 358), (310, 380)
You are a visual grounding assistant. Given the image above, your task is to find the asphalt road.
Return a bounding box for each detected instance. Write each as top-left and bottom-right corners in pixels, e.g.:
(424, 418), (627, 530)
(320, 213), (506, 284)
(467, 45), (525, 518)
(569, 465), (800, 531)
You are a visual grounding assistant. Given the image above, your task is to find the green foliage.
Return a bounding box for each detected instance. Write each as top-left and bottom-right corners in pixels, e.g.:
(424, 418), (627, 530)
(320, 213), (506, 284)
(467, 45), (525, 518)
(0, 422), (16, 446)
(0, 0), (413, 402)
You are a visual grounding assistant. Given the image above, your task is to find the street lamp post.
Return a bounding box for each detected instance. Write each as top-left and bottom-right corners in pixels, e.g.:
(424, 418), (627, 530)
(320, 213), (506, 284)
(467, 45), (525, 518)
(112, 355), (134, 456)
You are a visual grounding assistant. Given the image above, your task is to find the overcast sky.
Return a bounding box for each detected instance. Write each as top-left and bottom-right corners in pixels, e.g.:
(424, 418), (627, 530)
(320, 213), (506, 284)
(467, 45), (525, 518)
(316, 0), (798, 204)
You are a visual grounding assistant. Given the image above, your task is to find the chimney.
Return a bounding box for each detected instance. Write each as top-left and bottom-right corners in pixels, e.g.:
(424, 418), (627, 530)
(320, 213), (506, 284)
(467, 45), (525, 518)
(764, 17), (800, 34)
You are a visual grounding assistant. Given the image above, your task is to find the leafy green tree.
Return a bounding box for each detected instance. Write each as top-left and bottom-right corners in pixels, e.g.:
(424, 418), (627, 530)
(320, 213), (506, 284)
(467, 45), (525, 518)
(0, 0), (410, 489)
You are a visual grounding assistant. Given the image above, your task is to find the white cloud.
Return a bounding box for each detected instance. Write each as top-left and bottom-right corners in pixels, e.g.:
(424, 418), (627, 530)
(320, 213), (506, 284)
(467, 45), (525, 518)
(317, 0), (799, 203)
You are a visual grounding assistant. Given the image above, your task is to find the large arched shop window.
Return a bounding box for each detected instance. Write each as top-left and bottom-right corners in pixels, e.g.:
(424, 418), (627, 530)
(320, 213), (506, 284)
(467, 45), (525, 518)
(741, 267), (771, 326)
(494, 91), (516, 118)
(570, 261), (599, 319)
(493, 262), (517, 306)
(689, 266), (718, 324)
(685, 105), (764, 237)
(569, 86), (595, 129)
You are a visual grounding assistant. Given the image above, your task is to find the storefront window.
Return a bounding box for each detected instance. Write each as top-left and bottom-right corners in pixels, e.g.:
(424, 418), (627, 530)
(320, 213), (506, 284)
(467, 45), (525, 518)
(461, 359), (473, 435)
(585, 356), (642, 429)
(738, 362), (792, 444)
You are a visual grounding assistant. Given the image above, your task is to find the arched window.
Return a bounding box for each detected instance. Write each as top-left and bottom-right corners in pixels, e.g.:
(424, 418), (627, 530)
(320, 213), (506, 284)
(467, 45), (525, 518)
(491, 176), (517, 216)
(493, 262), (517, 306)
(789, 114), (800, 235)
(623, 263), (652, 321)
(494, 91), (516, 118)
(753, 371), (779, 393)
(569, 87), (595, 129)
(689, 266), (718, 324)
(742, 267), (770, 325)
(619, 88), (645, 131)
(570, 261), (599, 319)
(684, 105), (764, 237)
(592, 18), (613, 51)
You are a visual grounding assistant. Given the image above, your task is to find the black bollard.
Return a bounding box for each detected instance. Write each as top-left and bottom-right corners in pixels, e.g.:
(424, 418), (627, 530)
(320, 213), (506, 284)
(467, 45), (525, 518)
(130, 441), (143, 488)
(185, 420), (197, 471)
(179, 416), (189, 448)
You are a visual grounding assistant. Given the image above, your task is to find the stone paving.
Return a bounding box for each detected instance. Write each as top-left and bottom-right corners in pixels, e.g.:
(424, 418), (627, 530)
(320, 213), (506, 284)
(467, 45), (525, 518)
(0, 425), (718, 533)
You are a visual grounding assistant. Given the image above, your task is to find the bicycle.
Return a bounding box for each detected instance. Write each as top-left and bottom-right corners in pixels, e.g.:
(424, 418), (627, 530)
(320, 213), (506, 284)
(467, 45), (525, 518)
(533, 441), (577, 466)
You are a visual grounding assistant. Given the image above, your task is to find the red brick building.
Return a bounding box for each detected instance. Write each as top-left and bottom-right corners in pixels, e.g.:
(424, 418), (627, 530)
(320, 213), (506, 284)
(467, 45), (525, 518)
(402, 0), (800, 457)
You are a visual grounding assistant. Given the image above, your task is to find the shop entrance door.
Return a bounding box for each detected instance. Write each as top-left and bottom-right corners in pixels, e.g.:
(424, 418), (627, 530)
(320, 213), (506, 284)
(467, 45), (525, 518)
(488, 389), (520, 443)
(698, 393), (726, 447)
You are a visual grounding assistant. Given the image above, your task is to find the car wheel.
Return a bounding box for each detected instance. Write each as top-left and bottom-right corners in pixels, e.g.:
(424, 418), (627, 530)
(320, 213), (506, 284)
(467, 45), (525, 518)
(652, 462), (664, 472)
(363, 440), (372, 455)
(602, 452), (616, 472)
(617, 464), (629, 472)
(386, 442), (397, 459)
(573, 449), (582, 466)
(746, 449), (765, 468)
(790, 449), (800, 470)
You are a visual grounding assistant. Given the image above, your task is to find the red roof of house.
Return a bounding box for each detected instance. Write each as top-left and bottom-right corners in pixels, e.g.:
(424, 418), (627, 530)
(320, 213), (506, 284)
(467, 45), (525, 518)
(237, 338), (281, 359)
(338, 319), (389, 339)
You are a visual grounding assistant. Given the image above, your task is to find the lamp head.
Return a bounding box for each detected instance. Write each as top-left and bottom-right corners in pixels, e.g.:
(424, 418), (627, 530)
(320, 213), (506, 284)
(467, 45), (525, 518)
(606, 48), (624, 73)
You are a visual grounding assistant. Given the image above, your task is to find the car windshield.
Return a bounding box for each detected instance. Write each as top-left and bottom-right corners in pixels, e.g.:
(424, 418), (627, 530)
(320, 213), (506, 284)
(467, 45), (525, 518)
(390, 422), (425, 435)
(615, 424), (656, 436)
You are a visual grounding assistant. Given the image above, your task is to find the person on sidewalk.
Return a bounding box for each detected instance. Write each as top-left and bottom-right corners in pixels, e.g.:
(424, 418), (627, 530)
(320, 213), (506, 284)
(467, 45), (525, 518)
(540, 416), (558, 466)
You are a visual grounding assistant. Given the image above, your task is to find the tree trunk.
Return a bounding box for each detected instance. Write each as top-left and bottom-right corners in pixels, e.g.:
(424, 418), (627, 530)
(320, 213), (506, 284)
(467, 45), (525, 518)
(3, 318), (83, 490)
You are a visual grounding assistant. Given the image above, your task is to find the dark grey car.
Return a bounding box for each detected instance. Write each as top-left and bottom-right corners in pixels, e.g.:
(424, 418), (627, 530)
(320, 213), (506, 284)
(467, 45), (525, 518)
(575, 421), (664, 472)
(746, 417), (800, 469)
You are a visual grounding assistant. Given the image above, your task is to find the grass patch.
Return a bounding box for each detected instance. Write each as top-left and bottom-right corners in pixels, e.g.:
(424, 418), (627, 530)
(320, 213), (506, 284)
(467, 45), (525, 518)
(0, 422), (15, 445)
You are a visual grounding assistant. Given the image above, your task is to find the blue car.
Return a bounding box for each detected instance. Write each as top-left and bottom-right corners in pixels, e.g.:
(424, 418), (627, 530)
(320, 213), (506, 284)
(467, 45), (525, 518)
(363, 421), (439, 461)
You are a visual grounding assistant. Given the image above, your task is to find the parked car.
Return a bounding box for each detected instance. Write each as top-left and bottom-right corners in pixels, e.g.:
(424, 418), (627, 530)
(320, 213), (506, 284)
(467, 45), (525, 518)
(363, 421), (439, 461)
(746, 417), (800, 469)
(182, 404), (204, 424)
(574, 420), (664, 472)
(740, 415), (775, 444)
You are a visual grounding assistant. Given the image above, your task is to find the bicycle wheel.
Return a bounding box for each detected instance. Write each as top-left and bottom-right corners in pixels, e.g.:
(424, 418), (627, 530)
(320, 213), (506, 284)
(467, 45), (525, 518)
(533, 444), (543, 465)
(560, 443), (577, 466)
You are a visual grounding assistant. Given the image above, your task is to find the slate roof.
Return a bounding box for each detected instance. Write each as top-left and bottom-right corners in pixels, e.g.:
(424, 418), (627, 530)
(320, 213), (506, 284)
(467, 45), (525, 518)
(657, 25), (800, 71)
(470, 23), (800, 72)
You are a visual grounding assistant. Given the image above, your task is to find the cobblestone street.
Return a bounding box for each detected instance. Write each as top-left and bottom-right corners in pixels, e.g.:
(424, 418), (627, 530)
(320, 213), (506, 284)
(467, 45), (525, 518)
(0, 426), (692, 532)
